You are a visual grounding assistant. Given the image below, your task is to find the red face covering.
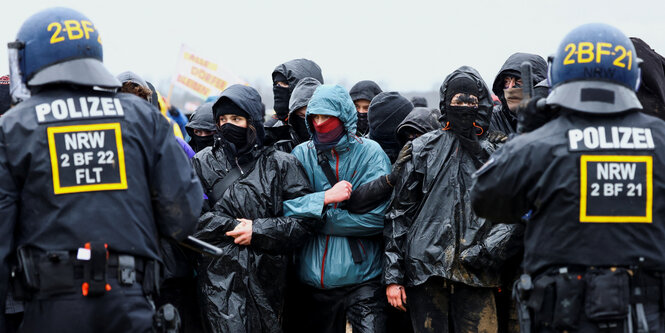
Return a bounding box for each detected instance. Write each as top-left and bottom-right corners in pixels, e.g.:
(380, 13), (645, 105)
(313, 116), (343, 134)
(311, 116), (345, 148)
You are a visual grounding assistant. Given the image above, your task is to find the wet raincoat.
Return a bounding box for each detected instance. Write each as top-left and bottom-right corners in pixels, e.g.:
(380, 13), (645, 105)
(489, 53), (548, 134)
(384, 66), (504, 288)
(283, 85), (392, 289)
(192, 85), (321, 333)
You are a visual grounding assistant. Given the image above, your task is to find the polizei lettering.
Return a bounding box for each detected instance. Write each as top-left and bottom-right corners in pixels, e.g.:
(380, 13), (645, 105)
(35, 97), (124, 123)
(568, 126), (655, 151)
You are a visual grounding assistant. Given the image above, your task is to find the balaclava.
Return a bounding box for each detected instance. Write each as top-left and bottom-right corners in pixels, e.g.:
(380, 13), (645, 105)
(272, 72), (290, 120)
(311, 116), (345, 151)
(213, 100), (255, 157)
(349, 80), (383, 136)
(444, 76), (480, 138)
(368, 92), (413, 162)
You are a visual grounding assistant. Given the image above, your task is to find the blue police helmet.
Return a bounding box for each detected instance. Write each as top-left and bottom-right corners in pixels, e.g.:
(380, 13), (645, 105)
(8, 7), (120, 89)
(547, 23), (642, 114)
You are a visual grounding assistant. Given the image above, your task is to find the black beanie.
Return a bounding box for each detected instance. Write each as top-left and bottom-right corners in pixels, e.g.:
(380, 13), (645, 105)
(349, 80), (383, 102)
(444, 76), (478, 107)
(213, 98), (251, 124)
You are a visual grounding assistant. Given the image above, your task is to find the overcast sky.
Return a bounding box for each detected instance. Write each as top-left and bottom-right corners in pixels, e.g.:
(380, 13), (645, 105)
(3, 0), (664, 94)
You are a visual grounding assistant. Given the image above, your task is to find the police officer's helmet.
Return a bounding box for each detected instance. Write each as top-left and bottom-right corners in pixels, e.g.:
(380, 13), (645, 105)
(547, 23), (642, 114)
(8, 7), (120, 95)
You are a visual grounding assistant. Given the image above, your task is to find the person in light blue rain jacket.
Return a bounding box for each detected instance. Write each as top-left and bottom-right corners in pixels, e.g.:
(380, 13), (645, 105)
(283, 84), (391, 333)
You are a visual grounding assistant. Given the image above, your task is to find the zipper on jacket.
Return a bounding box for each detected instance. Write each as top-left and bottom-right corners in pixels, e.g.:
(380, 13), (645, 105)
(321, 235), (330, 288)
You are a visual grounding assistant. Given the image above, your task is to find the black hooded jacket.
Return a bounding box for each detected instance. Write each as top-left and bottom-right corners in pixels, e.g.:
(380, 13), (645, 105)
(265, 59), (324, 150)
(396, 107), (441, 147)
(287, 77), (321, 143)
(368, 92), (413, 162)
(631, 37), (665, 120)
(191, 85), (320, 333)
(349, 80), (383, 102)
(472, 110), (665, 275)
(271, 59), (324, 94)
(0, 85), (204, 319)
(384, 66), (508, 288)
(185, 102), (216, 152)
(186, 102), (216, 134)
(490, 53), (548, 134)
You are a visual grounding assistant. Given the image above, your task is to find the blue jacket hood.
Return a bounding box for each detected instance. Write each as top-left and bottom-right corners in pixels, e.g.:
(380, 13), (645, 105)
(213, 84), (265, 145)
(305, 84), (357, 142)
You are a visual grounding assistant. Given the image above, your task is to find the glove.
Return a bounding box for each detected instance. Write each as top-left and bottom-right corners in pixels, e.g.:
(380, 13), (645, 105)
(387, 143), (412, 186)
(517, 97), (558, 134)
(487, 131), (508, 144)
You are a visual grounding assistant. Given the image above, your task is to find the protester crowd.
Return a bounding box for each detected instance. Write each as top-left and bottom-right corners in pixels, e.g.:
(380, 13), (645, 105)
(4, 7), (665, 333)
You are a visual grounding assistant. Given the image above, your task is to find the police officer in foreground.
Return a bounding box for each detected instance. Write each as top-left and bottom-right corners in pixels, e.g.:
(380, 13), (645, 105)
(471, 23), (665, 332)
(0, 7), (203, 332)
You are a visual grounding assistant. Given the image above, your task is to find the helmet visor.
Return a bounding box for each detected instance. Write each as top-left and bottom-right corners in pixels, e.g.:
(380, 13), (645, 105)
(7, 43), (30, 104)
(546, 80), (642, 114)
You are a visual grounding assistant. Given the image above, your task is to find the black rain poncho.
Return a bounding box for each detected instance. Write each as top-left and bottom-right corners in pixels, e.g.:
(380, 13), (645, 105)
(265, 59), (324, 149)
(191, 85), (321, 333)
(384, 66), (514, 288)
(489, 53), (547, 134)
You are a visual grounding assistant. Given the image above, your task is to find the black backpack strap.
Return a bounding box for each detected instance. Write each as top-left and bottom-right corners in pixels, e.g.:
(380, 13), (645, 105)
(316, 150), (363, 264)
(316, 150), (338, 186)
(207, 159), (257, 205)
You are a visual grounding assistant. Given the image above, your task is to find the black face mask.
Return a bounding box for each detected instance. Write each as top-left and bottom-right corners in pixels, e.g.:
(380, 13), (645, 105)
(220, 123), (249, 151)
(273, 86), (290, 121)
(189, 134), (215, 153)
(447, 106), (478, 138)
(356, 112), (369, 136)
(290, 116), (310, 143)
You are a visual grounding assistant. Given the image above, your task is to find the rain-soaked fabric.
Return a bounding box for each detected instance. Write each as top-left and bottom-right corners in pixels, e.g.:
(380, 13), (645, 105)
(368, 92), (413, 162)
(439, 67), (493, 138)
(632, 37), (665, 120)
(266, 59), (323, 149)
(192, 85), (321, 333)
(288, 77), (321, 143)
(396, 107), (441, 147)
(192, 144), (321, 333)
(283, 85), (391, 290)
(185, 102), (216, 152)
(384, 67), (504, 289)
(349, 80), (383, 102)
(489, 53), (548, 135)
(296, 278), (387, 333)
(407, 277), (498, 333)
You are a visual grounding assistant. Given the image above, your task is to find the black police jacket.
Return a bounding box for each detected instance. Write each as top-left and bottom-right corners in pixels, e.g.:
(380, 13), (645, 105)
(0, 87), (203, 309)
(472, 110), (665, 274)
(191, 143), (321, 333)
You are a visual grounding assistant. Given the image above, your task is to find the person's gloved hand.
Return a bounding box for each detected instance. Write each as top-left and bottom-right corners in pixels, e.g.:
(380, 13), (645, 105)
(387, 143), (412, 186)
(487, 131), (508, 144)
(517, 97), (558, 134)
